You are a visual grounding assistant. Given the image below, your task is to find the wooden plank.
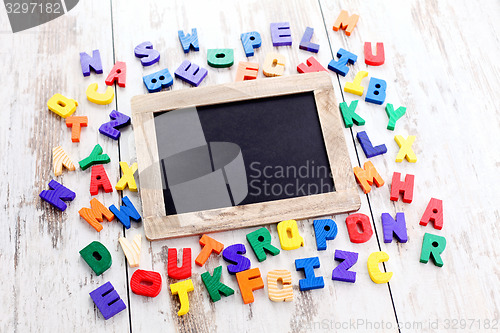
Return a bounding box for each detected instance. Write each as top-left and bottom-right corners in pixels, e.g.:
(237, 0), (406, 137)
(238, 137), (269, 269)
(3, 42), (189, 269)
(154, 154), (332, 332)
(113, 0), (398, 331)
(0, 2), (130, 332)
(320, 0), (500, 330)
(132, 73), (360, 240)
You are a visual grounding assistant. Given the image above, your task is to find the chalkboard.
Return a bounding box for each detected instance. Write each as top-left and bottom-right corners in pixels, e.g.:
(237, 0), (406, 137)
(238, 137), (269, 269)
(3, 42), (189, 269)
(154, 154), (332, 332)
(132, 72), (360, 240)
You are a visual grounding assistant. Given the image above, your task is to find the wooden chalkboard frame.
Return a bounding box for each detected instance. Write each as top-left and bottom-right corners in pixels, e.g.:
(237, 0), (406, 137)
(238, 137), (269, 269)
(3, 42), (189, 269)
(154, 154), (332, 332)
(131, 72), (361, 240)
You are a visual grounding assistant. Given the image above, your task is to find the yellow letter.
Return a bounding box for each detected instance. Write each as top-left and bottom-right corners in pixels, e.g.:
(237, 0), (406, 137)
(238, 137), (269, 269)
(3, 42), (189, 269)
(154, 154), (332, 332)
(367, 251), (393, 284)
(47, 94), (78, 118)
(394, 135), (417, 163)
(277, 219), (304, 250)
(170, 279), (194, 316)
(115, 162), (138, 191)
(86, 83), (114, 105)
(344, 71), (368, 96)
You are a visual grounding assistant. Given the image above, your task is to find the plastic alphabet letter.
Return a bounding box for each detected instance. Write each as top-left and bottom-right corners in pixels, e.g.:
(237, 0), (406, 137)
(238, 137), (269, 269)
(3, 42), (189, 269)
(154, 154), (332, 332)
(39, 180), (75, 211)
(170, 279), (194, 316)
(277, 219), (304, 250)
(313, 219), (338, 251)
(246, 227), (280, 262)
(332, 250), (358, 283)
(143, 68), (173, 93)
(222, 244), (251, 275)
(236, 268), (264, 304)
(240, 31), (262, 57)
(200, 266), (235, 302)
(89, 282), (126, 320)
(345, 213), (373, 243)
(328, 48), (357, 76)
(381, 212), (408, 243)
(367, 251), (393, 284)
(79, 241), (112, 275)
(80, 50), (103, 76)
(134, 41), (160, 66)
(108, 196), (141, 229)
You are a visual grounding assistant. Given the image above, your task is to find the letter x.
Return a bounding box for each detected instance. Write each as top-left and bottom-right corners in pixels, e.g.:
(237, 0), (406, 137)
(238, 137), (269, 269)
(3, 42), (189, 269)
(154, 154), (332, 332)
(394, 135), (417, 163)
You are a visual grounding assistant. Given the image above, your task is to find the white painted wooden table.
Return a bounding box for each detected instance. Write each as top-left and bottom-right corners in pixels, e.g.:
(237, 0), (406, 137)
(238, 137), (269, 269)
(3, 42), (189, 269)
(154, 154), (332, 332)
(1, 0), (499, 332)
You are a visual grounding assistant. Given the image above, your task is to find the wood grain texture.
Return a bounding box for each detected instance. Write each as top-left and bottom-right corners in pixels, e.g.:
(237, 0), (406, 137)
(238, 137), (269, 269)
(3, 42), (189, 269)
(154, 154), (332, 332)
(113, 0), (398, 332)
(1, 0), (499, 331)
(132, 73), (360, 240)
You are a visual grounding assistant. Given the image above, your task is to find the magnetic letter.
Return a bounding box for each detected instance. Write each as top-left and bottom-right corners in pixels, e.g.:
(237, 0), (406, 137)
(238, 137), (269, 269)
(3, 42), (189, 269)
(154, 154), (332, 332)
(263, 53), (285, 77)
(108, 196), (141, 229)
(39, 180), (75, 211)
(89, 165), (113, 196)
(174, 60), (208, 86)
(207, 49), (234, 68)
(344, 71), (368, 96)
(178, 28), (199, 53)
(105, 61), (126, 87)
(299, 27), (319, 53)
(339, 100), (365, 128)
(86, 83), (114, 105)
(79, 144), (110, 170)
(394, 135), (417, 163)
(297, 56), (327, 74)
(115, 162), (138, 191)
(332, 10), (359, 36)
(130, 269), (162, 297)
(99, 110), (131, 140)
(47, 94), (78, 118)
(119, 234), (141, 267)
(65, 116), (88, 142)
(52, 146), (75, 176)
(356, 131), (387, 158)
(143, 68), (173, 93)
(385, 103), (406, 130)
(79, 198), (114, 232)
(80, 50), (103, 76)
(168, 248), (192, 280)
(365, 78), (386, 104)
(235, 61), (259, 81)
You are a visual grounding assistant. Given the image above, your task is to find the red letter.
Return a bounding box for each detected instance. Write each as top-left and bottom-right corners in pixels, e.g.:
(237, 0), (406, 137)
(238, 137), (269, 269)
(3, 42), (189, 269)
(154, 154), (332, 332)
(105, 61), (127, 87)
(364, 42), (385, 66)
(168, 248), (192, 279)
(130, 269), (162, 297)
(390, 172), (414, 203)
(346, 213), (373, 243)
(419, 198), (443, 230)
